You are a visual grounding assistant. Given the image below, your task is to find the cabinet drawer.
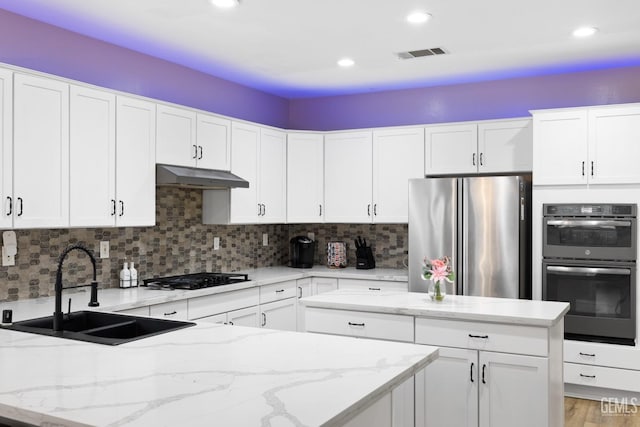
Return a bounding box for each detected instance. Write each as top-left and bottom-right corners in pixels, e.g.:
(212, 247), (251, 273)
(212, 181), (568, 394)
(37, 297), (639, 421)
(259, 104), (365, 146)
(260, 280), (297, 304)
(149, 300), (188, 321)
(305, 307), (414, 343)
(338, 278), (408, 292)
(415, 317), (548, 357)
(564, 340), (640, 370)
(188, 288), (259, 320)
(565, 362), (640, 392)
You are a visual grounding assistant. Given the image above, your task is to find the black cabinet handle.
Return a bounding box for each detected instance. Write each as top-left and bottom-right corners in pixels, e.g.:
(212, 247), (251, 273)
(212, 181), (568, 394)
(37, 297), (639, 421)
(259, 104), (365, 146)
(480, 152), (484, 166)
(6, 196), (11, 216)
(579, 373), (596, 379)
(374, 204), (377, 216)
(591, 161), (594, 176)
(472, 153), (476, 166)
(198, 146), (203, 160)
(262, 312), (267, 327)
(298, 286), (302, 299)
(470, 362), (475, 383)
(482, 364), (487, 384)
(469, 334), (489, 339)
(319, 204), (322, 216)
(164, 311), (177, 316)
(111, 199), (116, 216)
(119, 200), (124, 217)
(258, 204), (261, 216)
(581, 161), (585, 176)
(348, 322), (365, 327)
(275, 289), (285, 293)
(192, 144), (198, 159)
(228, 321), (234, 326)
(17, 197), (23, 216)
(368, 287), (381, 291)
(262, 204), (266, 216)
(579, 352), (596, 357)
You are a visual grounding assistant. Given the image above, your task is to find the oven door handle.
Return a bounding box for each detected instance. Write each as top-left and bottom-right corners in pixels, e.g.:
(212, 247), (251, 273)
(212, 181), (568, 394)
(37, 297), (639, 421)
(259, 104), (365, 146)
(546, 266), (631, 276)
(546, 220), (632, 227)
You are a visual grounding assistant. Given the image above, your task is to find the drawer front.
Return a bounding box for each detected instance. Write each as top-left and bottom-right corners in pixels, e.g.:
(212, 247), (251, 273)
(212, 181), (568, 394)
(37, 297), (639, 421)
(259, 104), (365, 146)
(565, 362), (640, 392)
(415, 317), (548, 357)
(564, 340), (640, 370)
(305, 307), (414, 343)
(188, 288), (259, 320)
(338, 278), (408, 292)
(260, 280), (297, 304)
(118, 306), (150, 316)
(149, 300), (188, 321)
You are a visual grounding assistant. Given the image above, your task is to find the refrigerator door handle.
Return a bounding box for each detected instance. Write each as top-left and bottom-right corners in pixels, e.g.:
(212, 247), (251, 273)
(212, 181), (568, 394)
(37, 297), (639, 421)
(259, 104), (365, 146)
(461, 179), (468, 296)
(520, 197), (525, 221)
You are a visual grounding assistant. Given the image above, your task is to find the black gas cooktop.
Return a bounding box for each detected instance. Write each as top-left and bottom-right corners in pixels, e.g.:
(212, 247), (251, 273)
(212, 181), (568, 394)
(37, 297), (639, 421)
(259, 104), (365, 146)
(142, 272), (250, 290)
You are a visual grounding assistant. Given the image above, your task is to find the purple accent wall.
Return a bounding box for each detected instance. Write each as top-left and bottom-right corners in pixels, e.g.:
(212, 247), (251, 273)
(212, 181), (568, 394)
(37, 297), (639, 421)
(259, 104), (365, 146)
(0, 9), (289, 128)
(289, 66), (640, 131)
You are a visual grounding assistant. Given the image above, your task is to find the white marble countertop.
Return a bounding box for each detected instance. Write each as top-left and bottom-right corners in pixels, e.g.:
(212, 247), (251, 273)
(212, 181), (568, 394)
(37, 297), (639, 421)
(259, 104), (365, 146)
(0, 321), (437, 427)
(300, 290), (570, 327)
(0, 266), (408, 322)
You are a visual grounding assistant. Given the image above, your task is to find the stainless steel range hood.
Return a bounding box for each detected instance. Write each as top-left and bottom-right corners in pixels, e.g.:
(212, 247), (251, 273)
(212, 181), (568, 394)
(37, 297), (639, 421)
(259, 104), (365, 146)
(156, 164), (249, 189)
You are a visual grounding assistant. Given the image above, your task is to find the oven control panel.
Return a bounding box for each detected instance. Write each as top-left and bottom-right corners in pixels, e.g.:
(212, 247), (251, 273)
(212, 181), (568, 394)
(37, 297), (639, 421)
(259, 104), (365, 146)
(544, 204), (636, 217)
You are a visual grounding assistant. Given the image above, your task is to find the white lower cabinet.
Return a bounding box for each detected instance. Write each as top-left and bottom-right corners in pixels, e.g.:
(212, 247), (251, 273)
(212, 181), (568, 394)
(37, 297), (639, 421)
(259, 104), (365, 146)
(260, 298), (297, 331)
(117, 306), (150, 316)
(311, 277), (338, 294)
(149, 300), (188, 321)
(338, 278), (408, 292)
(199, 306), (260, 327)
(296, 277), (339, 332)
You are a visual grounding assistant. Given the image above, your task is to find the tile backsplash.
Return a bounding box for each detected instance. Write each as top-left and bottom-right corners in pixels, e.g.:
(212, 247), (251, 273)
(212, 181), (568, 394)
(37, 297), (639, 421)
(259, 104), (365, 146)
(0, 188), (408, 302)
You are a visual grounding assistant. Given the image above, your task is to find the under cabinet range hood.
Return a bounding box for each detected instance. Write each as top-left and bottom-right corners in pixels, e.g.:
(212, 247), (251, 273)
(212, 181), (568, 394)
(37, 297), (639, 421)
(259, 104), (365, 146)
(156, 164), (249, 189)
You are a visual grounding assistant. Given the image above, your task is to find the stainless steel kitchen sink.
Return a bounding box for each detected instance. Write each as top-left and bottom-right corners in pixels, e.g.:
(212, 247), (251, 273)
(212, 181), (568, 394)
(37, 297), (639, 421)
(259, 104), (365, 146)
(4, 311), (195, 345)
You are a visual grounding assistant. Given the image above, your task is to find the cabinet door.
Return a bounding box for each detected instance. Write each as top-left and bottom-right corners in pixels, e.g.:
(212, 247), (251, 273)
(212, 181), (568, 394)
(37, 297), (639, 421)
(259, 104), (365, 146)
(373, 127), (424, 223)
(416, 347), (478, 427)
(260, 298), (297, 331)
(324, 131), (373, 223)
(287, 132), (324, 223)
(425, 124), (477, 176)
(588, 106), (640, 185)
(478, 119), (532, 174)
(532, 110), (588, 185)
(230, 122), (259, 223)
(296, 278), (313, 332)
(478, 352), (549, 427)
(196, 113), (231, 171)
(312, 277), (338, 294)
(259, 128), (286, 223)
(13, 74), (69, 228)
(69, 85), (116, 227)
(227, 306), (260, 327)
(0, 69), (12, 229)
(156, 104), (197, 168)
(115, 96), (156, 226)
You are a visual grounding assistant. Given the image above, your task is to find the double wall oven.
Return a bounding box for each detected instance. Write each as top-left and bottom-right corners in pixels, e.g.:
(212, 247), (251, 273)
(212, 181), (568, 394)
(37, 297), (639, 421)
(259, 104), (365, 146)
(542, 204), (637, 345)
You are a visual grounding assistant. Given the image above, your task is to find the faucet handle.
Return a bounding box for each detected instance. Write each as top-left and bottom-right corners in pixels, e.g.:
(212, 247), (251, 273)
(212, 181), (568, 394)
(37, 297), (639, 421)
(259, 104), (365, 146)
(88, 281), (100, 307)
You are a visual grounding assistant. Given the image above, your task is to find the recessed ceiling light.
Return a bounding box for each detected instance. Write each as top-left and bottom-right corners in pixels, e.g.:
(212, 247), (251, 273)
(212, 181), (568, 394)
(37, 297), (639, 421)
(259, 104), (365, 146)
(337, 58), (355, 68)
(572, 26), (598, 38)
(407, 11), (431, 24)
(210, 0), (239, 8)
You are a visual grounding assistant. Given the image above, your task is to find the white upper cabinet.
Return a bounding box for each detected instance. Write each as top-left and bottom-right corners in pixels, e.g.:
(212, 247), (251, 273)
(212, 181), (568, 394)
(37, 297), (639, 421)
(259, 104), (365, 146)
(286, 132), (324, 223)
(324, 131), (373, 223)
(13, 73), (69, 229)
(229, 122), (286, 224)
(156, 104), (197, 168)
(532, 104), (640, 186)
(0, 69), (12, 230)
(477, 119), (532, 174)
(115, 96), (156, 227)
(426, 119), (532, 176)
(373, 127), (425, 223)
(196, 113), (231, 171)
(425, 123), (477, 175)
(587, 105), (640, 185)
(69, 85), (116, 227)
(258, 127), (286, 223)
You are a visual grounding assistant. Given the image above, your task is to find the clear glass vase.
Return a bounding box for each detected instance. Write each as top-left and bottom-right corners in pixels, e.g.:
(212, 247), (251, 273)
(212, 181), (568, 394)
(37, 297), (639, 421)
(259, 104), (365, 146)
(429, 280), (446, 301)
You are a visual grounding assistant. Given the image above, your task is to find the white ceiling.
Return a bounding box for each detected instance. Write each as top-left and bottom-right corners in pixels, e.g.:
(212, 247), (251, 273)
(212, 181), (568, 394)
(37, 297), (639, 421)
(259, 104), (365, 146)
(1, 0), (640, 98)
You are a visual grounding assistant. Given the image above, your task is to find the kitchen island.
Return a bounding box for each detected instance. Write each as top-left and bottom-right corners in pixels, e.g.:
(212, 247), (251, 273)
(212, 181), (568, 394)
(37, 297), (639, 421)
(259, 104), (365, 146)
(0, 320), (437, 427)
(301, 290), (570, 427)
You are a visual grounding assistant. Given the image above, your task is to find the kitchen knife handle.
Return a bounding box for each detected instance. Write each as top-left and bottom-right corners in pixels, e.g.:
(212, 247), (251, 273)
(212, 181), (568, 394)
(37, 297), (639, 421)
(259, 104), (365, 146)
(5, 196), (11, 216)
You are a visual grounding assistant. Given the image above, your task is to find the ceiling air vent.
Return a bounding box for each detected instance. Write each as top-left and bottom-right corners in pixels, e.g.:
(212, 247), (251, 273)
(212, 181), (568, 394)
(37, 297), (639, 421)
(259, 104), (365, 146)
(397, 47), (447, 60)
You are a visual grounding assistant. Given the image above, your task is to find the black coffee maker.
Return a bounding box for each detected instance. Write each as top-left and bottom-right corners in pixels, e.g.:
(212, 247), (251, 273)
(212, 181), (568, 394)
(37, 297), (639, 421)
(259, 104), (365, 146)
(290, 236), (315, 268)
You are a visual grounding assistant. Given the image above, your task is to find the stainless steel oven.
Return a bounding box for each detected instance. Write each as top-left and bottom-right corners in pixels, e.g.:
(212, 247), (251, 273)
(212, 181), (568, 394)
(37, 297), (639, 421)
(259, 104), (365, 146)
(542, 203), (637, 346)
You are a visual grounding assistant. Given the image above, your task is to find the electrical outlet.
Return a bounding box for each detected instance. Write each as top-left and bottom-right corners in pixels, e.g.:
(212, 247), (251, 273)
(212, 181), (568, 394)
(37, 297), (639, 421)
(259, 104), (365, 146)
(262, 233), (268, 246)
(2, 247), (15, 266)
(99, 241), (110, 259)
(213, 237), (220, 250)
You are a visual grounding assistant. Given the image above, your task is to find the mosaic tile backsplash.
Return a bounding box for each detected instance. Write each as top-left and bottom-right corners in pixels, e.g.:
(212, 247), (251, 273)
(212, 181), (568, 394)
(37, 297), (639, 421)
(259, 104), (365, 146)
(0, 187), (408, 301)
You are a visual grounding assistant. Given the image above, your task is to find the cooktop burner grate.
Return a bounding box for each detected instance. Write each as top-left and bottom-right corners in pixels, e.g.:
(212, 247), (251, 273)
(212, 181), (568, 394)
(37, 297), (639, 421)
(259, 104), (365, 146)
(142, 272), (250, 290)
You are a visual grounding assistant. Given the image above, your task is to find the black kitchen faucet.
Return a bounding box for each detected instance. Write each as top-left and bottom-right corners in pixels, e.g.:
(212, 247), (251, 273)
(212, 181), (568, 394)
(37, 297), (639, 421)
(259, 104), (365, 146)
(53, 244), (100, 332)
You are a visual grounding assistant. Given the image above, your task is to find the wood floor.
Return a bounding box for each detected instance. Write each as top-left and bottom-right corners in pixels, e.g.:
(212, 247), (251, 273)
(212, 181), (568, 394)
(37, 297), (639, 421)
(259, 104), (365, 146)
(566, 397), (640, 427)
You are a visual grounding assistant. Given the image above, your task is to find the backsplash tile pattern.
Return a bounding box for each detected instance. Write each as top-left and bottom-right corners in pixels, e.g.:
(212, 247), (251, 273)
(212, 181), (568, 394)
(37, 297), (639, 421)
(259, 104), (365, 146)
(0, 188), (408, 302)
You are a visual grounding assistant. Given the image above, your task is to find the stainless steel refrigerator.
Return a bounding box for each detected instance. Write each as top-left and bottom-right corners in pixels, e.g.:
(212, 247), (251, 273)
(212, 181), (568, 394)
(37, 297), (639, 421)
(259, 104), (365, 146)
(408, 175), (531, 298)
